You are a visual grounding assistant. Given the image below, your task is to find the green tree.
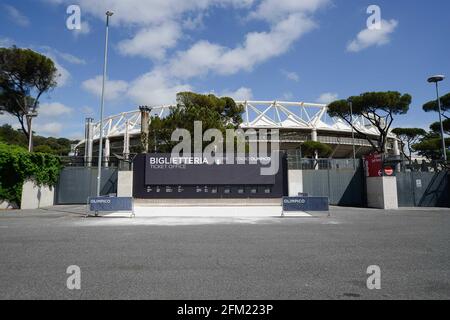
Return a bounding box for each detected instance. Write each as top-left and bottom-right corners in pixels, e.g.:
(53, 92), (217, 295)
(413, 137), (450, 161)
(392, 127), (426, 163)
(0, 124), (77, 156)
(301, 141), (332, 158)
(0, 46), (58, 150)
(429, 118), (450, 135)
(147, 92), (244, 153)
(33, 145), (54, 154)
(328, 91), (412, 154)
(0, 142), (61, 206)
(0, 124), (27, 147)
(423, 93), (450, 119)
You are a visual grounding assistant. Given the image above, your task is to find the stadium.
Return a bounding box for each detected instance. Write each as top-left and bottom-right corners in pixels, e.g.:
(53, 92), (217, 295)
(74, 100), (400, 162)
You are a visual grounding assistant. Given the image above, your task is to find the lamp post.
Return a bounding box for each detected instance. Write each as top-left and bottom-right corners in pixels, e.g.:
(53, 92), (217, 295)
(96, 10), (114, 197)
(348, 100), (356, 167)
(427, 75), (446, 162)
(26, 111), (38, 152)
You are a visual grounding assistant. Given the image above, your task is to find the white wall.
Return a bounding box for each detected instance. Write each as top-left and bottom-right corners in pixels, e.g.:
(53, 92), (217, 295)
(117, 171), (133, 197)
(0, 201), (18, 210)
(288, 170), (303, 197)
(366, 176), (398, 209)
(20, 180), (55, 210)
(382, 176), (399, 209)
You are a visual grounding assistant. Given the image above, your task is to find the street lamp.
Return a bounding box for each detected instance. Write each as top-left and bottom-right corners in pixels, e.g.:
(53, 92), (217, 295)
(348, 99), (357, 168)
(427, 75), (446, 162)
(26, 111), (38, 152)
(96, 10), (114, 197)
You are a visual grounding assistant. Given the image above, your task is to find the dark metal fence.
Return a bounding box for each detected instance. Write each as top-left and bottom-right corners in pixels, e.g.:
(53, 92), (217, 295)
(59, 156), (134, 171)
(398, 158), (448, 173)
(396, 171), (449, 207)
(55, 167), (118, 204)
(286, 152), (365, 207)
(286, 150), (361, 170)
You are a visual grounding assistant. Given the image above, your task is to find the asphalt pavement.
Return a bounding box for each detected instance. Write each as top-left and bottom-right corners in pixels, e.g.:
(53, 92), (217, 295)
(0, 205), (449, 300)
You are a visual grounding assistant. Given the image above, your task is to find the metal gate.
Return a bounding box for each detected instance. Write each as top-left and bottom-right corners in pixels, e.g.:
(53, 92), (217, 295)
(301, 160), (365, 207)
(396, 171), (449, 207)
(55, 167), (118, 204)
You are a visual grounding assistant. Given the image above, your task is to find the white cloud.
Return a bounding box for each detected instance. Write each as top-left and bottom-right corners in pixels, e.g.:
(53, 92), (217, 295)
(81, 106), (95, 116)
(316, 92), (338, 104)
(1, 111), (66, 136)
(73, 21), (91, 37)
(45, 0), (255, 26)
(281, 69), (299, 82)
(56, 52), (86, 65)
(183, 13), (205, 30)
(166, 13), (316, 79)
(33, 122), (63, 136)
(67, 131), (84, 140)
(221, 87), (253, 101)
(0, 37), (13, 48)
(250, 0), (329, 22)
(36, 47), (74, 87)
(39, 46), (86, 65)
(127, 71), (191, 105)
(44, 0), (327, 106)
(347, 19), (398, 52)
(280, 92), (294, 101)
(43, 1), (253, 61)
(82, 76), (129, 101)
(3, 5), (30, 27)
(0, 112), (20, 129)
(53, 59), (71, 87)
(39, 102), (73, 117)
(118, 21), (180, 60)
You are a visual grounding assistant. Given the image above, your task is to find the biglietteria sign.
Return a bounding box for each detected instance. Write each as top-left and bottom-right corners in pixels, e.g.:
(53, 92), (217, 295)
(149, 156), (210, 165)
(145, 154), (276, 186)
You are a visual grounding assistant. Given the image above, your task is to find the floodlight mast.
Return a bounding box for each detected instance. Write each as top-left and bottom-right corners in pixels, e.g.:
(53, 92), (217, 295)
(427, 75), (447, 162)
(96, 11), (114, 197)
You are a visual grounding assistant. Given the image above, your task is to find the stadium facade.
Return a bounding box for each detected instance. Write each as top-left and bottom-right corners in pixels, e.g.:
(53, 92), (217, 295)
(74, 100), (401, 162)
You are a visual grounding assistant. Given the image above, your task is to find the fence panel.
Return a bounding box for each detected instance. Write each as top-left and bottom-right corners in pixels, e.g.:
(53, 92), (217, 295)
(396, 172), (415, 207)
(329, 169), (365, 206)
(302, 166), (364, 207)
(56, 167), (118, 204)
(396, 171), (449, 207)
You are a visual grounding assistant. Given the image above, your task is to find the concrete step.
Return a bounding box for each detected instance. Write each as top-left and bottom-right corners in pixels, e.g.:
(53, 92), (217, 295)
(134, 198), (282, 207)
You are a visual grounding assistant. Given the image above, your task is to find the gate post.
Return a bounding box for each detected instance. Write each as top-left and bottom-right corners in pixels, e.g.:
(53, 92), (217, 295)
(117, 169), (133, 197)
(288, 169), (303, 196)
(84, 118), (94, 167)
(366, 176), (399, 209)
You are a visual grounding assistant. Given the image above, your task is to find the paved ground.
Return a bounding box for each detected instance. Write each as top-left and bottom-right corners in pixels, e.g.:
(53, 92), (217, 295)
(0, 205), (449, 300)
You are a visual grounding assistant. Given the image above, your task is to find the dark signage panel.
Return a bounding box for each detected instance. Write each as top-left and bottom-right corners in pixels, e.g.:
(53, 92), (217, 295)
(282, 197), (329, 212)
(89, 197), (133, 212)
(145, 154), (276, 185)
(133, 153), (287, 199)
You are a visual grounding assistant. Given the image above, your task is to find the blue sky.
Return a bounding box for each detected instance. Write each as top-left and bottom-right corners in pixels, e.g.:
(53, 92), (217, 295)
(0, 0), (449, 139)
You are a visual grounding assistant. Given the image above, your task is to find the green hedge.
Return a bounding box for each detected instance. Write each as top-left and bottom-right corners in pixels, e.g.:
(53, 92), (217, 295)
(0, 143), (61, 206)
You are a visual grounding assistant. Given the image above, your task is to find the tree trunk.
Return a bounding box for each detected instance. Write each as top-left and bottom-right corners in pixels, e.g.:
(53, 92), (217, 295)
(26, 116), (33, 152)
